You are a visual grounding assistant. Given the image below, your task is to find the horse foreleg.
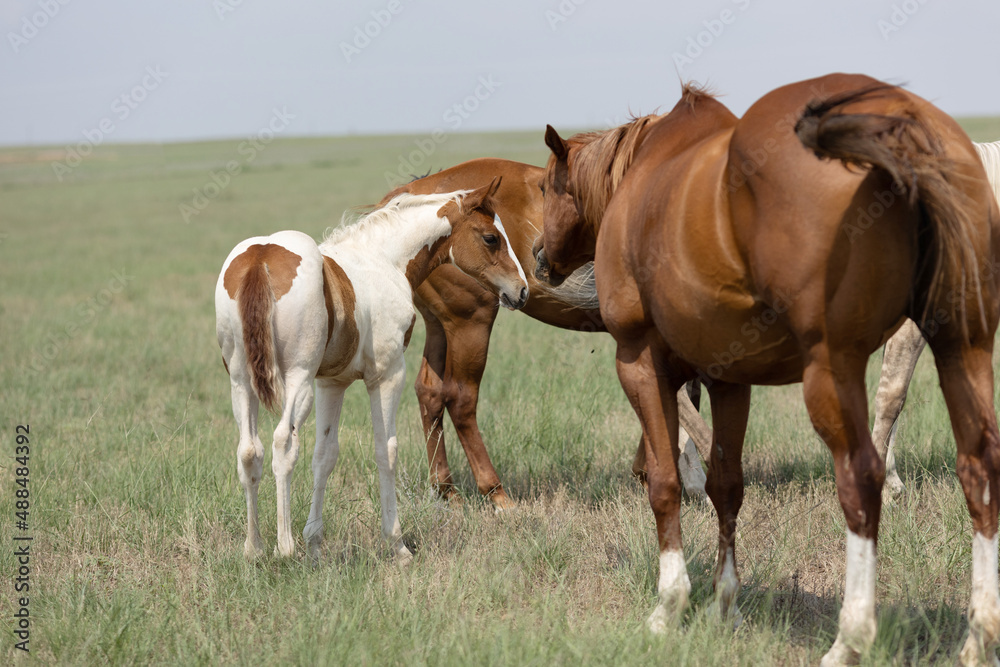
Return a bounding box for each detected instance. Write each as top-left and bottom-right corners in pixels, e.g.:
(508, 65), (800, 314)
(930, 344), (1000, 667)
(872, 318), (926, 500)
(803, 350), (883, 667)
(442, 312), (513, 511)
(368, 360), (413, 564)
(704, 381), (751, 627)
(414, 301), (455, 501)
(303, 380), (347, 561)
(616, 339), (689, 633)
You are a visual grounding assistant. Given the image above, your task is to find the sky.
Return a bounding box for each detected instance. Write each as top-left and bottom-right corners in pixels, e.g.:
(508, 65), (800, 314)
(1, 0), (998, 147)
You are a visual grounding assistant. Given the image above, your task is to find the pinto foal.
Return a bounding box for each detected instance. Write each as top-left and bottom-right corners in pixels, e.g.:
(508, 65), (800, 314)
(215, 180), (528, 560)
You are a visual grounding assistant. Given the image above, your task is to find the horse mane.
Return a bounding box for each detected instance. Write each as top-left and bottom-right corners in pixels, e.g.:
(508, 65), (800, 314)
(568, 85), (720, 227)
(678, 81), (719, 108)
(569, 114), (659, 227)
(321, 191), (470, 249)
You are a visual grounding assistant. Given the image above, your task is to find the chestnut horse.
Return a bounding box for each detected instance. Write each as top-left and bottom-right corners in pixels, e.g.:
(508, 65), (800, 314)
(378, 159), (711, 508)
(535, 74), (1000, 665)
(216, 181), (527, 561)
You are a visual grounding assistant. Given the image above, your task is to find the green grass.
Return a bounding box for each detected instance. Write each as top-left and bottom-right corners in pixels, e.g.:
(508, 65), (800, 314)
(1, 119), (999, 665)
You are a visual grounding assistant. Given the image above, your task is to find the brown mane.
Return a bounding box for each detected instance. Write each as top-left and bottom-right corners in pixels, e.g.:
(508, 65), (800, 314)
(569, 114), (659, 228)
(568, 84), (719, 228)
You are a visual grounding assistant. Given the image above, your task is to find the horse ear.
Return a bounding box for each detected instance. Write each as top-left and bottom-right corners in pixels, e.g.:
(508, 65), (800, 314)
(462, 176), (502, 215)
(545, 124), (568, 161)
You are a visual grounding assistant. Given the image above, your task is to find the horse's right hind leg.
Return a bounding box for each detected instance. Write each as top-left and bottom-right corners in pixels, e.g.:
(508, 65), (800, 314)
(871, 318), (926, 499)
(231, 379), (265, 559)
(930, 343), (1000, 666)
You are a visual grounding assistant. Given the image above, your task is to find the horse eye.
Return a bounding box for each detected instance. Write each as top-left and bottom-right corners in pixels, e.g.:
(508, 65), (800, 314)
(483, 234), (499, 247)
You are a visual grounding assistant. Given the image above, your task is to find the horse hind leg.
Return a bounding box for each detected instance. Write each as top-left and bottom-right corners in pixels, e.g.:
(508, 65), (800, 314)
(871, 319), (926, 500)
(928, 342), (1000, 666)
(303, 380), (347, 561)
(801, 348), (883, 666)
(369, 359), (414, 564)
(231, 377), (265, 559)
(272, 369), (314, 558)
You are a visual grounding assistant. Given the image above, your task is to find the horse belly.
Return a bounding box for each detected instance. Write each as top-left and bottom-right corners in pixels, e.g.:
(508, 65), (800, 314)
(652, 295), (804, 385)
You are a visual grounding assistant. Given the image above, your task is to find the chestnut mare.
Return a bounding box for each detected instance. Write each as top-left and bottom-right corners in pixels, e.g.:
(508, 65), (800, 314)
(378, 159), (711, 508)
(535, 74), (1000, 665)
(216, 181), (527, 562)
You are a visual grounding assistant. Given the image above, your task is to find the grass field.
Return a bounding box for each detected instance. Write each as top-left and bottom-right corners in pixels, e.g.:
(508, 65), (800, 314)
(2, 117), (1000, 665)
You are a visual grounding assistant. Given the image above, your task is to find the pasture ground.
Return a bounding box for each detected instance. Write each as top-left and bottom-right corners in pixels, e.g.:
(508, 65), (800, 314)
(3, 116), (1000, 665)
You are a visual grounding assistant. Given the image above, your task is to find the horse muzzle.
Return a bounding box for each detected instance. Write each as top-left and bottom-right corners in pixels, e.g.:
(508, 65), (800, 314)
(500, 284), (529, 311)
(532, 247), (567, 287)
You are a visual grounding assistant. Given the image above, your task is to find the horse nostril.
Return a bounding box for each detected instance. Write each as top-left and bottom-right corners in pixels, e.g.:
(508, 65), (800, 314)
(519, 286), (528, 304)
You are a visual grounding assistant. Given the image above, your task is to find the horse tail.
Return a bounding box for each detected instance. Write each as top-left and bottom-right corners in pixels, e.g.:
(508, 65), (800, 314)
(237, 263), (283, 413)
(795, 84), (987, 333)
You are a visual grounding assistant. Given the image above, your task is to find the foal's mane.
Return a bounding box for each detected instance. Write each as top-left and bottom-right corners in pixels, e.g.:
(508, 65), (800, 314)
(321, 191), (470, 249)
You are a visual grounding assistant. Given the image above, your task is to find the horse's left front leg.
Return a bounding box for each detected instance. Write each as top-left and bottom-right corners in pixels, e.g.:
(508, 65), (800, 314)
(367, 359), (413, 564)
(615, 338), (689, 632)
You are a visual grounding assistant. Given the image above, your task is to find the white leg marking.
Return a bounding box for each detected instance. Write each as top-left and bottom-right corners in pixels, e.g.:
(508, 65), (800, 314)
(647, 549), (691, 633)
(959, 532), (1000, 667)
(821, 530), (877, 666)
(985, 482), (991, 508)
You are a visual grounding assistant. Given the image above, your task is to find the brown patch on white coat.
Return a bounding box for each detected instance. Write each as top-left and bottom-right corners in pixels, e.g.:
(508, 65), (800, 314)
(318, 255), (360, 380)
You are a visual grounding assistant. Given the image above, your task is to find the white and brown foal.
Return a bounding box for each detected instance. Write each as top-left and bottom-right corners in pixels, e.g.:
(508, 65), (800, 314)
(215, 179), (528, 560)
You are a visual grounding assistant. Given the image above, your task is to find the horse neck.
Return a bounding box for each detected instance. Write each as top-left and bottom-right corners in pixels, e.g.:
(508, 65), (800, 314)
(351, 205), (454, 290)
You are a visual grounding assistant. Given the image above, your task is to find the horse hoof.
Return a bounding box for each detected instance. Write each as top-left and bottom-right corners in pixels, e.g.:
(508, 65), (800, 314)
(396, 547), (414, 567)
(882, 474), (905, 502)
(708, 600), (744, 630)
(646, 603), (681, 635)
(244, 540), (265, 560)
(819, 638), (862, 666)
